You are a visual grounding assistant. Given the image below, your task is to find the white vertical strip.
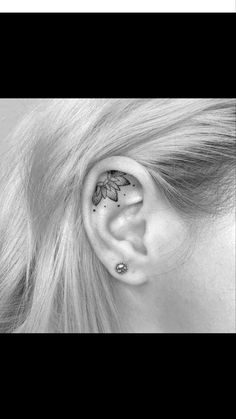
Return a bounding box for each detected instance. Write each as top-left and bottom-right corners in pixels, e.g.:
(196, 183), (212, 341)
(0, 0), (235, 13)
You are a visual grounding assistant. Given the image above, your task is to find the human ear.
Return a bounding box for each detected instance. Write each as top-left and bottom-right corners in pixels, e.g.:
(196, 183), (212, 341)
(82, 156), (169, 285)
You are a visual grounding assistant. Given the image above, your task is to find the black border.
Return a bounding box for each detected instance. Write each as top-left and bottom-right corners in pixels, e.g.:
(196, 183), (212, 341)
(0, 13), (234, 98)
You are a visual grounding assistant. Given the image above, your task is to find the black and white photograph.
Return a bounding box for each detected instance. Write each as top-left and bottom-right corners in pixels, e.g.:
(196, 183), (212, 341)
(0, 98), (235, 333)
(0, 1), (235, 335)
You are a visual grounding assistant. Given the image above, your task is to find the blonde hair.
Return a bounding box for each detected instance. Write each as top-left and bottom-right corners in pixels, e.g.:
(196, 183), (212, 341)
(0, 99), (235, 333)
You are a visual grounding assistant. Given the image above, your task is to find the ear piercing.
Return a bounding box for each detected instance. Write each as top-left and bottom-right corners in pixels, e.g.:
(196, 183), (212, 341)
(116, 262), (128, 275)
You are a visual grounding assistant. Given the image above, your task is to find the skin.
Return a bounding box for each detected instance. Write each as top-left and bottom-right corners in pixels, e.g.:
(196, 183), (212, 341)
(83, 156), (235, 333)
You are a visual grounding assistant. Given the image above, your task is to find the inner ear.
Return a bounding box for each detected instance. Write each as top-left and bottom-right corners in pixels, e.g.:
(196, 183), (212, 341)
(109, 204), (147, 256)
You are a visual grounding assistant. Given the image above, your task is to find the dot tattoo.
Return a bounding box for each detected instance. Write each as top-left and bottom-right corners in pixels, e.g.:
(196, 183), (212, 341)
(92, 171), (130, 207)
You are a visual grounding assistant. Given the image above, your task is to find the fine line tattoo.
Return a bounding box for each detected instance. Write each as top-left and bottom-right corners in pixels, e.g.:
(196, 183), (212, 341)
(92, 171), (131, 207)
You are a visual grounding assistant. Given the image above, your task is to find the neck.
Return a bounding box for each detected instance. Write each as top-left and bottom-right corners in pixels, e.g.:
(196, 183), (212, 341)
(113, 281), (162, 333)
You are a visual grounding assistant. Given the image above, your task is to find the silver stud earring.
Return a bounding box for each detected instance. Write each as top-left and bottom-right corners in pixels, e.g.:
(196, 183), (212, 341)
(116, 262), (128, 275)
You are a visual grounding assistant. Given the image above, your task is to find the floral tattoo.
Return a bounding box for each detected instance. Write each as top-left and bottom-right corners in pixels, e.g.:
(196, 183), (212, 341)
(92, 171), (131, 206)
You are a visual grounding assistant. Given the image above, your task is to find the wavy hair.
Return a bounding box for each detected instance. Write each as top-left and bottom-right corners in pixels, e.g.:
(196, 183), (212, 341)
(0, 99), (235, 333)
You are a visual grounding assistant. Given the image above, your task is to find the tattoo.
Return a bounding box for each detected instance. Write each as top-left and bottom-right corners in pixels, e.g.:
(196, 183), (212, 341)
(92, 171), (131, 206)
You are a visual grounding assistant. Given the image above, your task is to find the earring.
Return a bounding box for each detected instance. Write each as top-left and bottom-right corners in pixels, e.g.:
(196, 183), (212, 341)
(116, 262), (128, 275)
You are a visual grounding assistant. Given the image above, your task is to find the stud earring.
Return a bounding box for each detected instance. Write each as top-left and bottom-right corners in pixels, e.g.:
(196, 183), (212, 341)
(116, 262), (128, 275)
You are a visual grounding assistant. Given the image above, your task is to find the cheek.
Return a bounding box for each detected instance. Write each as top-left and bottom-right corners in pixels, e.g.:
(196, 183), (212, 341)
(166, 218), (235, 332)
(147, 214), (235, 332)
(147, 210), (190, 275)
(194, 218), (236, 290)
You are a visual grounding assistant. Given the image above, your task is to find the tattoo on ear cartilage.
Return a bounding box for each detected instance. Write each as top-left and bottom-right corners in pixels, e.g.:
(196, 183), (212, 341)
(92, 171), (131, 207)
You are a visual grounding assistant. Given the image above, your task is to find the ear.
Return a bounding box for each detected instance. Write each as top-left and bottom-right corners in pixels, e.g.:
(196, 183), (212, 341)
(82, 156), (171, 285)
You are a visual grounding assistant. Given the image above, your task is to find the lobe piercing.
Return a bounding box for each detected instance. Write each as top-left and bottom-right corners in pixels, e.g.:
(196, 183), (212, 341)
(116, 263), (128, 275)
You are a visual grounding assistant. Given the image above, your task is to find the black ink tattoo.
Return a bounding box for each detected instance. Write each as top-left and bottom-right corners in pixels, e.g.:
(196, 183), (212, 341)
(92, 171), (130, 206)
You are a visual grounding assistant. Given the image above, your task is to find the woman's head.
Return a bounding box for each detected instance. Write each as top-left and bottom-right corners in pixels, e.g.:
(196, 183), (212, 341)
(0, 99), (235, 333)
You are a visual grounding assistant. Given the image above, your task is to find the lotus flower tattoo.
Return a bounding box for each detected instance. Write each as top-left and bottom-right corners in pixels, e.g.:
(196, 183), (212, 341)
(92, 171), (131, 206)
